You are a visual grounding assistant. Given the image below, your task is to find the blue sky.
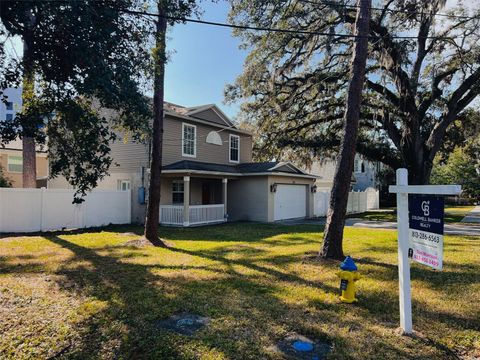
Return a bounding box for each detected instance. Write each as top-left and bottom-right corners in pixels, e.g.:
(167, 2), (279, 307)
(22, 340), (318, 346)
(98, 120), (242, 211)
(165, 1), (247, 119)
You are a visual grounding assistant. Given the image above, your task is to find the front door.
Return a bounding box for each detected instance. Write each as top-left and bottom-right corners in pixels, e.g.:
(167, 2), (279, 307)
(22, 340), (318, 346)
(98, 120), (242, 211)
(202, 182), (211, 205)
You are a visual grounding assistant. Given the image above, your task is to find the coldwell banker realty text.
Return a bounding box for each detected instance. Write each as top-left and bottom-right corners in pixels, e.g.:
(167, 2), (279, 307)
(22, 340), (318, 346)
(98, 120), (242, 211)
(408, 195), (445, 270)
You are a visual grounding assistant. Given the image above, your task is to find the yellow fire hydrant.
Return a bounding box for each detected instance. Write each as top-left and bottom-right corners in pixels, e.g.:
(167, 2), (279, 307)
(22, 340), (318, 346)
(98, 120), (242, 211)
(336, 256), (361, 303)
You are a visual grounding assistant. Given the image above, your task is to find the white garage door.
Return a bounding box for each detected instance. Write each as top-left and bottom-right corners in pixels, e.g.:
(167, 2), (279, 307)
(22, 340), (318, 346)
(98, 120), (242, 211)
(274, 184), (307, 221)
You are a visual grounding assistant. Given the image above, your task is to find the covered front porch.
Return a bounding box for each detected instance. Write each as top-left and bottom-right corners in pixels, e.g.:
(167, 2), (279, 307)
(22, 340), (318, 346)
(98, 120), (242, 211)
(159, 175), (231, 226)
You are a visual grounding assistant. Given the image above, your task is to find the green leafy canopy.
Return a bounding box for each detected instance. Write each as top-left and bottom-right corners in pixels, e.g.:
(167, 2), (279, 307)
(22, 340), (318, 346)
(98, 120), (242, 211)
(227, 0), (480, 184)
(0, 0), (153, 200)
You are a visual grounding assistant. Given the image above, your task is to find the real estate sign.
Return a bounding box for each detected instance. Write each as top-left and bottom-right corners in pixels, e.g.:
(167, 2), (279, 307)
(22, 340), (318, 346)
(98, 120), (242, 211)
(390, 169), (460, 334)
(408, 195), (444, 270)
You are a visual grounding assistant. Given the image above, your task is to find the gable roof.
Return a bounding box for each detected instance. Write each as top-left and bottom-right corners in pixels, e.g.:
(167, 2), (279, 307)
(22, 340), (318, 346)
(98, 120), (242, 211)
(162, 160), (318, 179)
(185, 104), (234, 127)
(163, 102), (248, 134)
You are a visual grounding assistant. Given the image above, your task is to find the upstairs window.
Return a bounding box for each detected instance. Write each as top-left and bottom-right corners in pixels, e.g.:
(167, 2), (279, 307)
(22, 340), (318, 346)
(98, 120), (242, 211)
(6, 102), (13, 111)
(229, 134), (240, 163)
(8, 155), (23, 173)
(172, 180), (184, 204)
(182, 123), (196, 157)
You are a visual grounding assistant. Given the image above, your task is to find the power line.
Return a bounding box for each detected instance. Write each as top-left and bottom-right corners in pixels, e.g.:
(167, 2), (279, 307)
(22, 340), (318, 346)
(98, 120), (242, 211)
(298, 0), (478, 20)
(122, 9), (470, 40)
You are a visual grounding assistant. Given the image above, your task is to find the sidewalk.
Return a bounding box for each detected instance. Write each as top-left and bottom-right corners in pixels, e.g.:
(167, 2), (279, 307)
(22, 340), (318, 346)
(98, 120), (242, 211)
(461, 205), (480, 223)
(279, 217), (480, 236)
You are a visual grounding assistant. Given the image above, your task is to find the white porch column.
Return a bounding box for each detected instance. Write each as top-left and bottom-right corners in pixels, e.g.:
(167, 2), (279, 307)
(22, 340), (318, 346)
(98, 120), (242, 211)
(183, 176), (190, 226)
(222, 178), (228, 220)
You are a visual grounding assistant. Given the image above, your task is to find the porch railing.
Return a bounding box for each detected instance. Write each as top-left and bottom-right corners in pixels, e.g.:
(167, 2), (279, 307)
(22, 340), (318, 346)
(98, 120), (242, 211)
(159, 204), (225, 226)
(190, 204), (225, 225)
(159, 205), (184, 225)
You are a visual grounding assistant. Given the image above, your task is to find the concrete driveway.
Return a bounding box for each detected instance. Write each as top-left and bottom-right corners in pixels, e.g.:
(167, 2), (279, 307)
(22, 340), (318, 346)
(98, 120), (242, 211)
(280, 218), (480, 237)
(462, 205), (480, 223)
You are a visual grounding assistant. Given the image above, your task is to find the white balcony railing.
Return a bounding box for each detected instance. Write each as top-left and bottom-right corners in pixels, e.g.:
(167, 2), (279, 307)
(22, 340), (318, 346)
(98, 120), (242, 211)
(159, 204), (225, 226)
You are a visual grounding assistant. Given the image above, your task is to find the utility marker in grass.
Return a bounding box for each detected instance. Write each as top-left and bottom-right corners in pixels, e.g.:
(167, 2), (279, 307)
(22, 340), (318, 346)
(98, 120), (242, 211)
(389, 168), (461, 335)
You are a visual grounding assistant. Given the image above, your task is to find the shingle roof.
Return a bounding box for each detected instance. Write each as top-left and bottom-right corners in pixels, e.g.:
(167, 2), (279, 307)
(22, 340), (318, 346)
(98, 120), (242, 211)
(236, 162), (298, 173)
(163, 160), (239, 174)
(162, 160), (313, 177)
(164, 102), (235, 129)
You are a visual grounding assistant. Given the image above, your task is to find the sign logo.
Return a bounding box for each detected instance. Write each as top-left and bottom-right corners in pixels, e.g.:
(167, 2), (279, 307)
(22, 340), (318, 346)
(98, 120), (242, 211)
(408, 195), (444, 270)
(421, 201), (430, 216)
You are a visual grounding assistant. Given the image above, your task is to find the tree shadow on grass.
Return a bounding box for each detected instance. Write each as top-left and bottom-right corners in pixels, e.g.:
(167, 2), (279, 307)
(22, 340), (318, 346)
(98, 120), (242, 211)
(2, 229), (468, 359)
(167, 246), (337, 294)
(38, 235), (342, 359)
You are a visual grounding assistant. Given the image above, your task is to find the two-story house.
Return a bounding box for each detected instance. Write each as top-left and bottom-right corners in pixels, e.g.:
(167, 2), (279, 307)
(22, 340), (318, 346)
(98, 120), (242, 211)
(48, 102), (317, 225)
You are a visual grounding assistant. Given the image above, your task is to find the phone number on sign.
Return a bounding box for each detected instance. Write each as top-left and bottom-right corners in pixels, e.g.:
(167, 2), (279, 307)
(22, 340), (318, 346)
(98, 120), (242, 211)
(411, 231), (441, 243)
(413, 254), (439, 267)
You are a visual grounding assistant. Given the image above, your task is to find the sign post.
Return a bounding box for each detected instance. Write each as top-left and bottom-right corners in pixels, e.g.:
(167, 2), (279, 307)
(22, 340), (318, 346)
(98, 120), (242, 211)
(389, 169), (461, 335)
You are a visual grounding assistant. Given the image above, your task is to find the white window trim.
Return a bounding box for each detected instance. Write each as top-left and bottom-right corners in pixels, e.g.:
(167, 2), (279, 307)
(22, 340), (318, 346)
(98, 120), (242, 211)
(229, 134), (240, 163)
(118, 180), (131, 191)
(182, 123), (197, 158)
(172, 179), (185, 204)
(7, 155), (23, 173)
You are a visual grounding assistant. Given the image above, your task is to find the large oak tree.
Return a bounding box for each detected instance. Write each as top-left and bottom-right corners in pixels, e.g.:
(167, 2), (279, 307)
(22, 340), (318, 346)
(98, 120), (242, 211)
(226, 0), (480, 185)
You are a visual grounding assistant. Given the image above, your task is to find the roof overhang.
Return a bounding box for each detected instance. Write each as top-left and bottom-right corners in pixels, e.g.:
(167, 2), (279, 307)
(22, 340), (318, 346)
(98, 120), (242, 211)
(161, 169), (240, 177)
(161, 169), (319, 179)
(245, 172), (320, 179)
(268, 161), (309, 175)
(164, 110), (252, 136)
(185, 104), (234, 128)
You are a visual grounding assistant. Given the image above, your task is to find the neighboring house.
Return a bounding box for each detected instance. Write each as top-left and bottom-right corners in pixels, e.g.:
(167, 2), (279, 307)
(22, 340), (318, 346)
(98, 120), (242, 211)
(309, 154), (380, 191)
(0, 139), (48, 188)
(0, 88), (49, 188)
(48, 102), (317, 225)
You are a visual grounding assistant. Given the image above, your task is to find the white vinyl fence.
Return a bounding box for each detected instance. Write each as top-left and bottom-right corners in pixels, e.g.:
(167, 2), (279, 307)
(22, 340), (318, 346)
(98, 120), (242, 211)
(0, 188), (131, 233)
(314, 187), (379, 217)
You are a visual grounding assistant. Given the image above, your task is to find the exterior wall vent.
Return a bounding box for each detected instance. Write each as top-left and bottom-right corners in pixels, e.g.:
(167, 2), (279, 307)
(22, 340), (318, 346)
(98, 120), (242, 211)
(206, 131), (222, 146)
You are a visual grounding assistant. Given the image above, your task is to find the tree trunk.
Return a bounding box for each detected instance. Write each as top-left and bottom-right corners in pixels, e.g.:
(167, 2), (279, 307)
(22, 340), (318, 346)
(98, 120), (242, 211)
(402, 142), (433, 185)
(319, 0), (371, 259)
(21, 11), (37, 188)
(144, 2), (168, 246)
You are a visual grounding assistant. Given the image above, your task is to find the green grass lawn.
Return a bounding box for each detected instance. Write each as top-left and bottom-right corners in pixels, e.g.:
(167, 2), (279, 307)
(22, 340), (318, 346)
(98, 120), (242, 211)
(351, 205), (476, 223)
(0, 223), (478, 359)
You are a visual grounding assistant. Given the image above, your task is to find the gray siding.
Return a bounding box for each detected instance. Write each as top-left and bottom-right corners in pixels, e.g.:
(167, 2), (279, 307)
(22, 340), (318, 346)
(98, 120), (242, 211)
(162, 115), (252, 166)
(109, 138), (150, 173)
(227, 177), (269, 222)
(107, 114), (252, 174)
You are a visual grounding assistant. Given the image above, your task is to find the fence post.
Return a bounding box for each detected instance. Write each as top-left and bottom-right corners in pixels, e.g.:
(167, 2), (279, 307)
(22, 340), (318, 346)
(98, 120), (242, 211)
(326, 191), (330, 216)
(82, 193), (87, 228)
(40, 188), (46, 232)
